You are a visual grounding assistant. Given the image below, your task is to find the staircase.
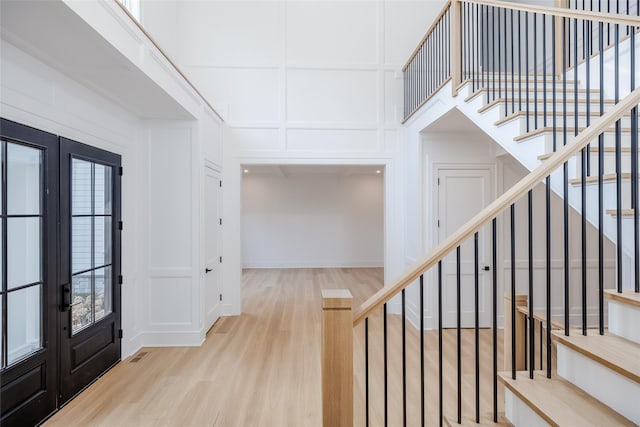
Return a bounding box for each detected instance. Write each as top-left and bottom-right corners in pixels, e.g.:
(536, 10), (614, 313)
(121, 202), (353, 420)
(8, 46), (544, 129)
(319, 0), (640, 426)
(458, 75), (640, 265)
(500, 290), (640, 425)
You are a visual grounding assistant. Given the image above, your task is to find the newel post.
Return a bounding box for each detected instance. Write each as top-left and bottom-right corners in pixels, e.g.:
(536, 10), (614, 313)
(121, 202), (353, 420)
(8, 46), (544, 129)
(321, 289), (353, 427)
(450, 0), (463, 97)
(504, 293), (528, 372)
(554, 0), (568, 77)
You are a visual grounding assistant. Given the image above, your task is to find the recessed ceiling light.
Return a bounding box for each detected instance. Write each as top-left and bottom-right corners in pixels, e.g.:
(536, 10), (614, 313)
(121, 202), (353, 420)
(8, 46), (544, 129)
(244, 169), (249, 173)
(376, 170), (381, 174)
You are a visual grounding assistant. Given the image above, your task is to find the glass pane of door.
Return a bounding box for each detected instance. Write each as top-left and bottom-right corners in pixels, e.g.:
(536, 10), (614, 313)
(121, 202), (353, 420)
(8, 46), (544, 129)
(7, 285), (41, 365)
(2, 141), (44, 366)
(7, 217), (42, 288)
(7, 143), (41, 215)
(94, 266), (111, 322)
(70, 158), (113, 334)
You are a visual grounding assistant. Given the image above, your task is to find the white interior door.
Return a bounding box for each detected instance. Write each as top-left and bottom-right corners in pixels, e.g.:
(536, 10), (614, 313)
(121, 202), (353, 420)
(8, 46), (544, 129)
(204, 166), (221, 331)
(438, 168), (493, 328)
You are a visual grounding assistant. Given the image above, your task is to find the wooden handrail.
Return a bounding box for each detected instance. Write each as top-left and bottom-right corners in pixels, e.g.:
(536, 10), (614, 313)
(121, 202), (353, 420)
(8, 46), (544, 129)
(402, 0), (452, 72)
(113, 1), (224, 122)
(464, 0), (640, 27)
(353, 86), (640, 326)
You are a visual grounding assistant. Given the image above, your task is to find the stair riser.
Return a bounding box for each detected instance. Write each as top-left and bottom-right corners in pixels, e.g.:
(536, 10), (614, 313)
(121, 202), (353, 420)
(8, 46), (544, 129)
(504, 389), (550, 427)
(557, 343), (640, 425)
(608, 300), (640, 344)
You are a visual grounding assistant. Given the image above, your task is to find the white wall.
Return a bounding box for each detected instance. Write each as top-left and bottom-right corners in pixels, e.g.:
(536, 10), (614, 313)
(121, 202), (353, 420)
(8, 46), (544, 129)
(242, 171), (384, 268)
(141, 0), (447, 314)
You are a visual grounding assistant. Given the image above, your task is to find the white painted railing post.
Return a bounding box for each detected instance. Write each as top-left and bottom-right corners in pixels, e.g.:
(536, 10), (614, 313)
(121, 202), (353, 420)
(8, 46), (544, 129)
(321, 289), (353, 427)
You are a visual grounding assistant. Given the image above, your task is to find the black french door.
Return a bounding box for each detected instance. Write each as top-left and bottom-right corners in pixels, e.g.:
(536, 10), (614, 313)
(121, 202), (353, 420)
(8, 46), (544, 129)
(58, 138), (121, 403)
(0, 119), (59, 427)
(0, 120), (122, 426)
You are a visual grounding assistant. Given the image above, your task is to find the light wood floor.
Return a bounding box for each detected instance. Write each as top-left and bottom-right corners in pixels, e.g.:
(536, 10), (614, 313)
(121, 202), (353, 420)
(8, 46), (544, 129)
(44, 268), (504, 426)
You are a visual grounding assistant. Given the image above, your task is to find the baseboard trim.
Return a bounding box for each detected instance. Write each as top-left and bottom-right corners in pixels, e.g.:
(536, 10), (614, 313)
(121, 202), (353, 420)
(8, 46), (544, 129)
(242, 261), (384, 269)
(141, 330), (205, 348)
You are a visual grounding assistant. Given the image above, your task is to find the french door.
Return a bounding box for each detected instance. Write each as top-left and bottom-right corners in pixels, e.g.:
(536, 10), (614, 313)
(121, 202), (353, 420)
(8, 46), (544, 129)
(0, 119), (58, 427)
(58, 138), (121, 403)
(0, 120), (122, 426)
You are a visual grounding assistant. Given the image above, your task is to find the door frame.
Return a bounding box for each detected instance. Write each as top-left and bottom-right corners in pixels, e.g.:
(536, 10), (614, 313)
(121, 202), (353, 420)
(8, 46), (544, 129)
(430, 162), (497, 328)
(203, 161), (222, 332)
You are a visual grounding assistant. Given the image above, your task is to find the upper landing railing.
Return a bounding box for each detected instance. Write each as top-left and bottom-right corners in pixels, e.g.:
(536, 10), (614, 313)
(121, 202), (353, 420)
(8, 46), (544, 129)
(403, 0), (640, 123)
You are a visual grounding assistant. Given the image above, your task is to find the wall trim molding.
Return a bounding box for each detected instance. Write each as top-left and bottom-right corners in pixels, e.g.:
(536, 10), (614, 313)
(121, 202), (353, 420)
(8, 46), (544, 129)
(242, 261), (384, 269)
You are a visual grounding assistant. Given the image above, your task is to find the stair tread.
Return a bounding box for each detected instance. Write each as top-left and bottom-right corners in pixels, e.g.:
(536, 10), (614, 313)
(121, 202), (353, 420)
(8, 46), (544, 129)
(607, 208), (635, 217)
(515, 126), (631, 142)
(569, 172), (632, 185)
(604, 288), (640, 308)
(551, 330), (640, 384)
(498, 371), (635, 426)
(444, 415), (509, 426)
(538, 146), (632, 160)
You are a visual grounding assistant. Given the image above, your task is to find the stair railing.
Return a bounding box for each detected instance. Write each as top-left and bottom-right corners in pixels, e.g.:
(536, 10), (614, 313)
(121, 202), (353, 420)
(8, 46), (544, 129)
(322, 85), (640, 426)
(457, 0), (640, 328)
(402, 0), (453, 120)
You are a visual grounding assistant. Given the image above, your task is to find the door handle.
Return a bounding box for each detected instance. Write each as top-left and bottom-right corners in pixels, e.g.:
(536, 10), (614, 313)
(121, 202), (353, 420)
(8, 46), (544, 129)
(205, 268), (213, 274)
(482, 266), (490, 271)
(61, 284), (71, 311)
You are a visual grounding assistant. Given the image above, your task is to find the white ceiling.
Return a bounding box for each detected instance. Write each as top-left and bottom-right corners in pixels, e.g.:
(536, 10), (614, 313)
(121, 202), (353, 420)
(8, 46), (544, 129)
(242, 164), (384, 177)
(0, 0), (192, 119)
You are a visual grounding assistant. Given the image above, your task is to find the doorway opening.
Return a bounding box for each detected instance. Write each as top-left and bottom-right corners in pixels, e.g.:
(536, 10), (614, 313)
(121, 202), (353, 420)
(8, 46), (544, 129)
(241, 164), (385, 270)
